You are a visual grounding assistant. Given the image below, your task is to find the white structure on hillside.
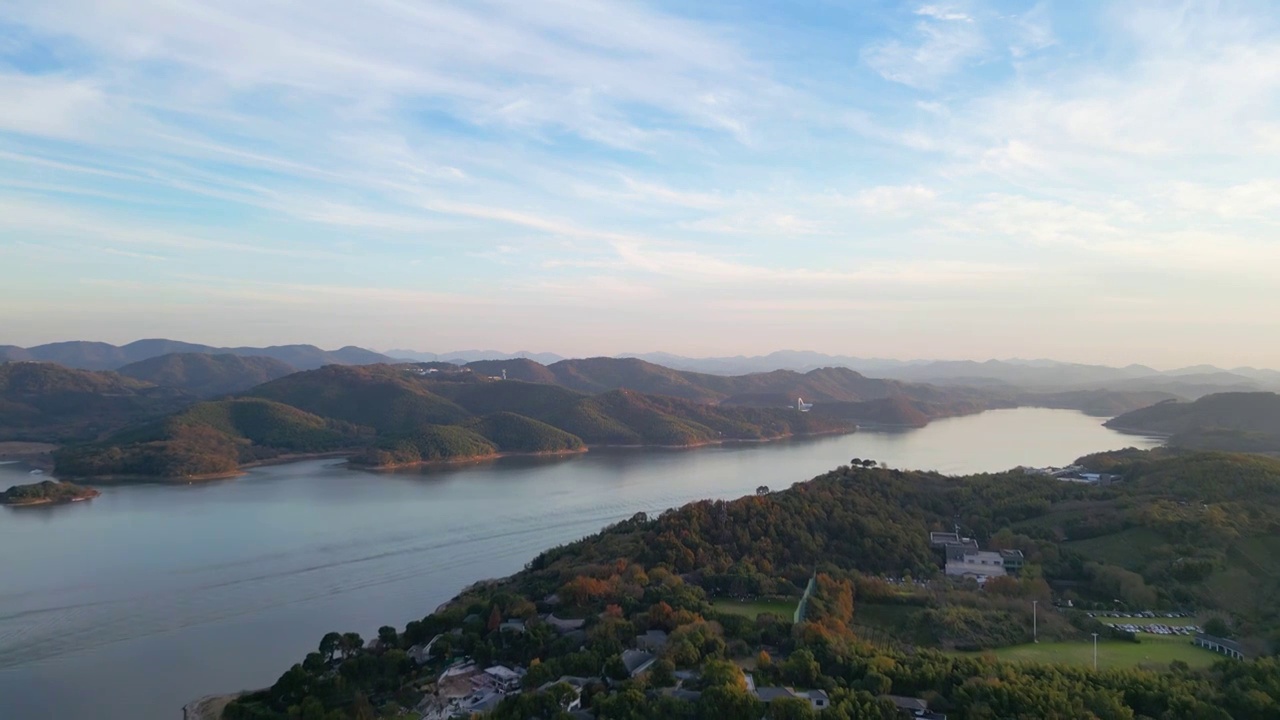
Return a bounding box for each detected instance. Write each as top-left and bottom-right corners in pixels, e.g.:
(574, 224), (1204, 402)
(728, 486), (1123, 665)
(945, 550), (1007, 580)
(797, 397), (813, 412)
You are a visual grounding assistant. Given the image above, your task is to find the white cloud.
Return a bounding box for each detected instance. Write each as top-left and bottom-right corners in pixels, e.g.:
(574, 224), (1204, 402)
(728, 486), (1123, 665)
(1168, 180), (1280, 220)
(916, 5), (972, 23)
(862, 4), (987, 88)
(0, 73), (113, 140)
(843, 185), (939, 214)
(1009, 2), (1056, 57)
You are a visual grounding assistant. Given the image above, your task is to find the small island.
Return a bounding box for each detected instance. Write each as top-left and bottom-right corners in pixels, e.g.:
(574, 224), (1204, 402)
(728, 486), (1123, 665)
(1, 479), (100, 506)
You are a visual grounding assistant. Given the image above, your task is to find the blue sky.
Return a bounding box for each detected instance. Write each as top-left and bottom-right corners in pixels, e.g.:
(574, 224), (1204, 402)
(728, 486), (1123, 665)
(2, 0), (1279, 367)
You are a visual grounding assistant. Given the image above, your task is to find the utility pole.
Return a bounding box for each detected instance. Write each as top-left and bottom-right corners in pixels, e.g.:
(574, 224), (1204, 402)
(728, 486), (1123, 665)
(1032, 600), (1039, 643)
(1092, 632), (1100, 671)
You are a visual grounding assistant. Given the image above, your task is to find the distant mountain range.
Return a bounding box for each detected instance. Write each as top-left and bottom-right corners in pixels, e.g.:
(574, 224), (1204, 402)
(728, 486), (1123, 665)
(8, 340), (1278, 398)
(0, 340), (392, 371)
(386, 347), (1280, 397)
(387, 348), (566, 365)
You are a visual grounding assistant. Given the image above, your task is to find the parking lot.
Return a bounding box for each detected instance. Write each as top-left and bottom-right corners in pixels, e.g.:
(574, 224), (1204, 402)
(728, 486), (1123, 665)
(1088, 611), (1202, 636)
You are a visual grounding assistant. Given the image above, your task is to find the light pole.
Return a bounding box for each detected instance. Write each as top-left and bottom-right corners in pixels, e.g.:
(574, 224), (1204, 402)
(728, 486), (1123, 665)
(1032, 600), (1039, 643)
(1092, 632), (1100, 670)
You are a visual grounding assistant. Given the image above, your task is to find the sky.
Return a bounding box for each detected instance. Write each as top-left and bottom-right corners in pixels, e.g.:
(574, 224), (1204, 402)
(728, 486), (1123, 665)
(2, 0), (1279, 368)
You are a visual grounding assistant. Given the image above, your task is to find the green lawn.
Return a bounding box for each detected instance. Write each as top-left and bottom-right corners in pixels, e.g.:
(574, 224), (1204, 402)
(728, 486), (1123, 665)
(1065, 527), (1166, 570)
(957, 635), (1222, 670)
(712, 597), (798, 620)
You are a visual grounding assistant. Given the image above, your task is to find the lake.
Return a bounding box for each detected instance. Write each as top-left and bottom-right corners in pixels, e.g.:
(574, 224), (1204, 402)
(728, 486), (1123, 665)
(0, 408), (1160, 719)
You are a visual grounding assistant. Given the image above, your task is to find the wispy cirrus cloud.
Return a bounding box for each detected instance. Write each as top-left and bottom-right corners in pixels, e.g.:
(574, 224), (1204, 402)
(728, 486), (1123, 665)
(2, 1), (1280, 365)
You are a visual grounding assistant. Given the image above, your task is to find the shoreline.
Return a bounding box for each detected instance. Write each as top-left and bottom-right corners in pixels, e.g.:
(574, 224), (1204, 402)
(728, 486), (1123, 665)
(1102, 424), (1173, 437)
(1, 490), (101, 507)
(355, 446), (589, 472)
(183, 692), (248, 720)
(591, 426), (856, 451)
(54, 427), (863, 483)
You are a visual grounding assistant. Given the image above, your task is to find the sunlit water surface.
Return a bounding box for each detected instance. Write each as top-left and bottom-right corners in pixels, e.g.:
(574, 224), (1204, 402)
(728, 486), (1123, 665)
(0, 408), (1160, 719)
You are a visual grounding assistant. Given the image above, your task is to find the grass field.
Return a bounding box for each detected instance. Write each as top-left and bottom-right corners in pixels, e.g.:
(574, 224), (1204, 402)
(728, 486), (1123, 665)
(957, 634), (1222, 670)
(1065, 527), (1166, 570)
(712, 597), (798, 620)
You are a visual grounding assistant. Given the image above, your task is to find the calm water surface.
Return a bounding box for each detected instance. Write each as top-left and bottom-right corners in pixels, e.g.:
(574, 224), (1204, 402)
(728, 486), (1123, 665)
(0, 408), (1160, 719)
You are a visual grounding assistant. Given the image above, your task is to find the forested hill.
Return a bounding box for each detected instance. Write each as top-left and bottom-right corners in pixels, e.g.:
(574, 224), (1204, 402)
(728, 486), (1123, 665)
(227, 448), (1280, 720)
(0, 361), (191, 441)
(0, 339), (392, 371)
(53, 365), (852, 479)
(448, 357), (1165, 422)
(116, 353), (296, 397)
(1106, 392), (1280, 453)
(448, 356), (992, 414)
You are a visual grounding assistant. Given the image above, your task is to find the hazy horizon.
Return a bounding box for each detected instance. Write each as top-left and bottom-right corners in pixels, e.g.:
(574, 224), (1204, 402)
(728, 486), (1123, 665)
(4, 1), (1279, 367)
(4, 334), (1278, 373)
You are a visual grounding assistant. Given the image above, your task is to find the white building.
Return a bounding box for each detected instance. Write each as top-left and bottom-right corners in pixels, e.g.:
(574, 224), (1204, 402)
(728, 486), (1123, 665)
(945, 550), (1007, 579)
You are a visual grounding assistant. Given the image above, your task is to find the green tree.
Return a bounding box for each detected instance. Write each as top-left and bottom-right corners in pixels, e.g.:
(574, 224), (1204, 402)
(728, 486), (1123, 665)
(341, 632), (364, 658)
(604, 654), (630, 681)
(319, 632), (342, 663)
(1204, 617), (1231, 637)
(649, 659), (676, 688)
(697, 686), (760, 720)
(377, 625), (399, 648)
(769, 697), (818, 720)
(782, 649), (821, 687)
(700, 659), (746, 690)
(861, 671), (891, 696)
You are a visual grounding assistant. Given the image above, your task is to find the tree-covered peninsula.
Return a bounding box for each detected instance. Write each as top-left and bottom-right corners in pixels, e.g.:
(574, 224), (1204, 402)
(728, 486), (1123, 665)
(53, 365), (852, 479)
(225, 449), (1280, 720)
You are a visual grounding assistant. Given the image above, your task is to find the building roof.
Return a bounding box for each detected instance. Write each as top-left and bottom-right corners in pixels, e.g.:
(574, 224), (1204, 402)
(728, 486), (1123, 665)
(929, 531), (963, 547)
(543, 613), (586, 633)
(636, 629), (668, 650)
(754, 687), (797, 702)
(538, 675), (597, 692)
(621, 649), (656, 675)
(1000, 549), (1025, 559)
(485, 665), (522, 681)
(883, 695), (930, 711)
(462, 690), (504, 713)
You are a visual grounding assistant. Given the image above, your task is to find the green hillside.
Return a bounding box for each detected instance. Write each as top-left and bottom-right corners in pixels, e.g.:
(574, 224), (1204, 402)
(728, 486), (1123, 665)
(248, 364), (470, 431)
(1106, 392), (1280, 452)
(464, 358), (558, 384)
(432, 379), (587, 420)
(462, 412), (585, 454)
(229, 448), (1280, 720)
(542, 356), (965, 407)
(116, 352), (296, 396)
(54, 398), (367, 478)
(809, 395), (990, 427)
(52, 365), (854, 478)
(0, 361), (193, 442)
(353, 424), (497, 467)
